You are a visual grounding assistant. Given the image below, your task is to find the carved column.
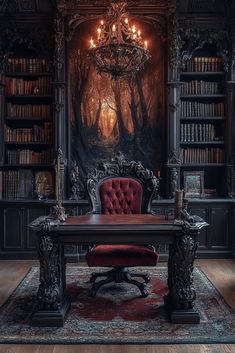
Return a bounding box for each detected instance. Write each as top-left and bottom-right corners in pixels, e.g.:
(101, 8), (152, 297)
(166, 9), (182, 197)
(165, 222), (199, 323)
(0, 80), (4, 165)
(37, 232), (64, 311)
(226, 18), (235, 197)
(226, 81), (235, 197)
(53, 10), (67, 197)
(167, 81), (182, 197)
(31, 218), (69, 326)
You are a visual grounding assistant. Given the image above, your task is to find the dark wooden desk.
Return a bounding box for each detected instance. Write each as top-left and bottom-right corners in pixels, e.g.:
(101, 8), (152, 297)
(30, 214), (208, 327)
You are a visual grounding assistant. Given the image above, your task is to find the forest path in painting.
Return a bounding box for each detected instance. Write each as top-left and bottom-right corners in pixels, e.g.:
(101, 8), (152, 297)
(69, 22), (165, 188)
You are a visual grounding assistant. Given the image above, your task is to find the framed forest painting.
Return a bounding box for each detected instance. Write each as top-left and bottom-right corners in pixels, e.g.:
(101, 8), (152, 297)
(68, 20), (166, 193)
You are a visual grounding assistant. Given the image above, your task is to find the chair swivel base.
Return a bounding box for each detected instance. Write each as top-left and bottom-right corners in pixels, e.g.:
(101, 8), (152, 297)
(89, 267), (150, 298)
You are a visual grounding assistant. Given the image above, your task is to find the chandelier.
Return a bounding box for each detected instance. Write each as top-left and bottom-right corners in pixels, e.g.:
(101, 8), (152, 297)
(89, 1), (150, 78)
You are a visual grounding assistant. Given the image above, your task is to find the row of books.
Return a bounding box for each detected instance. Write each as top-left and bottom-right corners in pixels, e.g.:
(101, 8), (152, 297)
(5, 77), (52, 95)
(182, 57), (223, 72)
(181, 80), (221, 95)
(180, 123), (222, 142)
(181, 101), (224, 117)
(0, 170), (54, 199)
(180, 147), (224, 164)
(6, 103), (51, 119)
(6, 149), (53, 165)
(6, 58), (50, 73)
(0, 170), (33, 199)
(4, 123), (53, 142)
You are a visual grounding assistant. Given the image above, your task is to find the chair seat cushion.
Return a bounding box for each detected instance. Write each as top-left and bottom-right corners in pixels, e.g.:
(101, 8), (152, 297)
(86, 244), (159, 267)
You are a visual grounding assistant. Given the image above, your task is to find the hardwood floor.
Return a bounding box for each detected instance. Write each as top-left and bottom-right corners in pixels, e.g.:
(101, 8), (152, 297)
(0, 259), (234, 353)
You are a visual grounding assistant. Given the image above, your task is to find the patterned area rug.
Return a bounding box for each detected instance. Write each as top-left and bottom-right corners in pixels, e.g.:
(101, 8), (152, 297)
(0, 266), (234, 344)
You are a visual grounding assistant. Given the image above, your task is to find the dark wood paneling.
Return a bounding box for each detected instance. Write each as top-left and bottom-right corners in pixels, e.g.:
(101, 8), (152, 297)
(3, 208), (23, 249)
(210, 207), (230, 249)
(0, 200), (234, 259)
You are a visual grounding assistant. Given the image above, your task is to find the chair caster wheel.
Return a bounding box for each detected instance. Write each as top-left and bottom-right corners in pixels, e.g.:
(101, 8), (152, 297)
(144, 275), (150, 283)
(89, 288), (97, 297)
(141, 289), (149, 298)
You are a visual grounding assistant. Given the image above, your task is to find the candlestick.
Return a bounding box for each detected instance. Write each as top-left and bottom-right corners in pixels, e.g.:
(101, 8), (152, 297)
(174, 189), (184, 219)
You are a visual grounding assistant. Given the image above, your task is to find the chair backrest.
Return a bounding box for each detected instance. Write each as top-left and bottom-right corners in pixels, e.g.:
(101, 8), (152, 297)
(86, 152), (159, 215)
(99, 177), (142, 214)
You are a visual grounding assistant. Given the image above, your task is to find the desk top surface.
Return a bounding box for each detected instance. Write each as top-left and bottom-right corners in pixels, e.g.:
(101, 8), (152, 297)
(64, 214), (171, 226)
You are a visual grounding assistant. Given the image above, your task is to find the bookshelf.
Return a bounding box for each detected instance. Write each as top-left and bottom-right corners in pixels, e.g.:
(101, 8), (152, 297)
(179, 51), (226, 198)
(0, 56), (54, 200)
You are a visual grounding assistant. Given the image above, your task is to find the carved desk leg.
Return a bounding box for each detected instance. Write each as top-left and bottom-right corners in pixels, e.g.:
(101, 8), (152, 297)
(165, 223), (199, 324)
(32, 232), (71, 327)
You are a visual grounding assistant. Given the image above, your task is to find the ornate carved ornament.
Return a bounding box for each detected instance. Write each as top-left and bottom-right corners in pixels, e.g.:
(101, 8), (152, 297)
(54, 11), (65, 74)
(70, 160), (86, 200)
(86, 151), (160, 214)
(169, 101), (180, 113)
(169, 226), (197, 310)
(168, 13), (183, 69)
(167, 150), (181, 165)
(0, 0), (54, 13)
(226, 165), (235, 199)
(178, 21), (229, 71)
(66, 12), (168, 43)
(0, 21), (53, 71)
(29, 215), (61, 233)
(58, 0), (176, 11)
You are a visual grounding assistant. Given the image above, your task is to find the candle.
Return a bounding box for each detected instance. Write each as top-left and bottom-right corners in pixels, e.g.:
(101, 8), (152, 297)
(125, 18), (128, 24)
(174, 189), (184, 220)
(97, 27), (101, 39)
(101, 20), (104, 26)
(138, 30), (141, 37)
(144, 41), (148, 49)
(112, 24), (116, 32)
(132, 25), (136, 33)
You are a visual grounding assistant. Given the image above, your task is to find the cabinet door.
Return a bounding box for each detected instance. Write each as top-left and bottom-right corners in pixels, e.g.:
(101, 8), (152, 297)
(210, 207), (230, 249)
(3, 208), (23, 249)
(26, 207), (47, 249)
(189, 207), (208, 249)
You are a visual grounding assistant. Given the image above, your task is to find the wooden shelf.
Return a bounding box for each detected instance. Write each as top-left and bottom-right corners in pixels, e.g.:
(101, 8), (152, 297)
(5, 72), (52, 77)
(181, 94), (224, 99)
(5, 142), (53, 146)
(3, 164), (53, 168)
(180, 163), (225, 167)
(181, 117), (225, 121)
(180, 72), (225, 76)
(6, 95), (52, 99)
(5, 116), (52, 122)
(180, 141), (224, 145)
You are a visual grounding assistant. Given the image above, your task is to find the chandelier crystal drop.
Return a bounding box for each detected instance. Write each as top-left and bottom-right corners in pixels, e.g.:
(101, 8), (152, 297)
(89, 1), (150, 78)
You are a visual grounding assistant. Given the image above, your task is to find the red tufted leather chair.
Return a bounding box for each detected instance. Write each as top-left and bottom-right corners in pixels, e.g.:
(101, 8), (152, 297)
(85, 152), (160, 297)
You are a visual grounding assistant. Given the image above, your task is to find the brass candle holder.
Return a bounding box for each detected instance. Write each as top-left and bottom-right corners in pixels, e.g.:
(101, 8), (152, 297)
(49, 148), (68, 222)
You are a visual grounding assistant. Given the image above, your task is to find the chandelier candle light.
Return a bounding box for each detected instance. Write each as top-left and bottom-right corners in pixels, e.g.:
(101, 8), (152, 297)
(89, 1), (150, 78)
